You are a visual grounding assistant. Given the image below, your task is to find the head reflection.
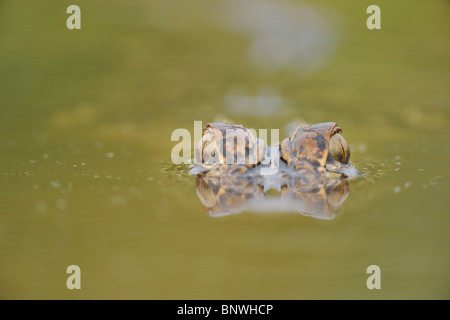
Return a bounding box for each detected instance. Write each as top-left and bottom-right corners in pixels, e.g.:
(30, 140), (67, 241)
(195, 171), (349, 220)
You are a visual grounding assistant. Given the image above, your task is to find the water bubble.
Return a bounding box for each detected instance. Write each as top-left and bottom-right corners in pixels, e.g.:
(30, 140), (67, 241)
(106, 152), (115, 159)
(393, 186), (401, 193)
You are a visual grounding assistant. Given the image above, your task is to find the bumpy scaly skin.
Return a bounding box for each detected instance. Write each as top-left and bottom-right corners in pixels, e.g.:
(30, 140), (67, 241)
(281, 122), (351, 177)
(193, 122), (353, 217)
(194, 122), (266, 215)
(195, 122), (266, 173)
(281, 122), (341, 167)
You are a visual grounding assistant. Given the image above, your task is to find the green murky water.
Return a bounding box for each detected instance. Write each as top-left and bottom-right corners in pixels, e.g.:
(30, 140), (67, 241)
(0, 0), (449, 299)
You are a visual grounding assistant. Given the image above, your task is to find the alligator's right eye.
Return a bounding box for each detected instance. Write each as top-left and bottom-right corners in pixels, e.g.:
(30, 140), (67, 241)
(329, 133), (350, 164)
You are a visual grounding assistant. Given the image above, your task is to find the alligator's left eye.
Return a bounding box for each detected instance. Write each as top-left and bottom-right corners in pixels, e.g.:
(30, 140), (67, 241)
(329, 133), (350, 164)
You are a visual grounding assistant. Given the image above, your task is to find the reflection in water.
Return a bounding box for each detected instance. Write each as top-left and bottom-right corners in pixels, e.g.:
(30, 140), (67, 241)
(195, 170), (349, 220)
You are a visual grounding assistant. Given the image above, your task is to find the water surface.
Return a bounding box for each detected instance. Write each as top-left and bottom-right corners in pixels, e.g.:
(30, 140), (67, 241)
(0, 0), (449, 299)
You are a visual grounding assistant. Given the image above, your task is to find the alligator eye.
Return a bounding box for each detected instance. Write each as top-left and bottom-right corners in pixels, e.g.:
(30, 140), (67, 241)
(329, 133), (350, 164)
